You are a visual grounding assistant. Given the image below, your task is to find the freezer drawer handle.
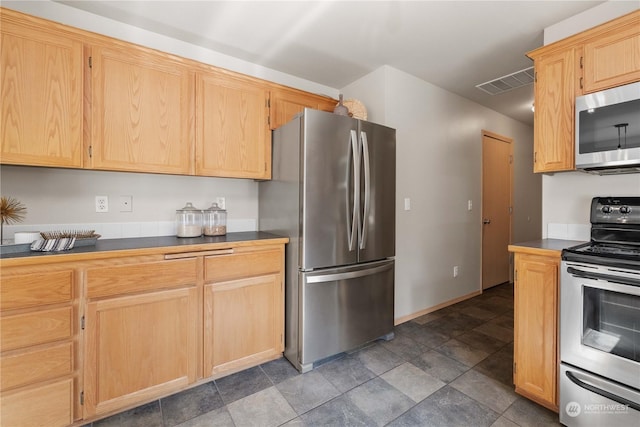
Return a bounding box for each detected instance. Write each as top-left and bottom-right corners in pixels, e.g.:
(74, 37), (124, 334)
(306, 262), (393, 283)
(565, 370), (640, 412)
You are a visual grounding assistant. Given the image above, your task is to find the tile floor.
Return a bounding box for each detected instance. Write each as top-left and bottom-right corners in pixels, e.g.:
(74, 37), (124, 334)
(87, 282), (561, 427)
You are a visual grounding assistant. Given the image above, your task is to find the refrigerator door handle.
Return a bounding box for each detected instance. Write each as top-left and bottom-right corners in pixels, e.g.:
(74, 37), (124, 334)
(347, 129), (360, 251)
(360, 131), (371, 250)
(306, 262), (393, 283)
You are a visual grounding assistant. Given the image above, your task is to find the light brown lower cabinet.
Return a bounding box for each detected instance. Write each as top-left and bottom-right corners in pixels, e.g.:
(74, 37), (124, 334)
(1, 378), (74, 427)
(513, 252), (559, 412)
(0, 267), (78, 427)
(83, 286), (199, 417)
(204, 247), (284, 377)
(0, 240), (286, 426)
(82, 257), (199, 418)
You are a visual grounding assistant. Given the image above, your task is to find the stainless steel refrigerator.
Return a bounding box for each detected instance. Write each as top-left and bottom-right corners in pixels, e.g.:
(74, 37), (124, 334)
(259, 108), (395, 373)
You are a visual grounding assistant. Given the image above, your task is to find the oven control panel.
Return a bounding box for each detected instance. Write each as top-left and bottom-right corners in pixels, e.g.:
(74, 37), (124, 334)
(592, 197), (640, 224)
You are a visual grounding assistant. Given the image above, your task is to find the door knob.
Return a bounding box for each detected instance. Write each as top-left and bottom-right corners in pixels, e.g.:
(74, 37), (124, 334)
(483, 219), (491, 224)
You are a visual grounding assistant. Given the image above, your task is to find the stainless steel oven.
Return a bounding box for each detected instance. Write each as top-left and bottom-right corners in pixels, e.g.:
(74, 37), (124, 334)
(560, 197), (640, 426)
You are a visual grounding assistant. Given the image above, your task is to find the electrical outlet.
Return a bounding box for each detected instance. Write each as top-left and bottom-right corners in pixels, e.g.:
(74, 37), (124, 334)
(453, 266), (459, 278)
(95, 196), (108, 213)
(119, 195), (133, 212)
(215, 197), (226, 210)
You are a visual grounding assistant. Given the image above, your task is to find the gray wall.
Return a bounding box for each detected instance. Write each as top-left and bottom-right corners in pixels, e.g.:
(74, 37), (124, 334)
(342, 66), (541, 321)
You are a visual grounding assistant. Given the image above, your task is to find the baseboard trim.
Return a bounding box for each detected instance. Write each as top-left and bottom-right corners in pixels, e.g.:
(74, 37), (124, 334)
(394, 289), (482, 325)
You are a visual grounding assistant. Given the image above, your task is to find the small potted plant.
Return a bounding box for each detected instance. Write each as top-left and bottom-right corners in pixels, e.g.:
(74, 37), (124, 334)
(1, 196), (27, 244)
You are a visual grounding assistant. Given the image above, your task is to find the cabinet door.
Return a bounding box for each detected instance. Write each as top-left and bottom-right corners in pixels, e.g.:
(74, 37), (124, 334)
(204, 274), (283, 376)
(533, 48), (576, 173)
(0, 13), (83, 168)
(203, 248), (284, 376)
(83, 287), (198, 417)
(89, 44), (194, 175)
(196, 72), (270, 179)
(514, 253), (558, 411)
(270, 88), (335, 130)
(582, 21), (640, 93)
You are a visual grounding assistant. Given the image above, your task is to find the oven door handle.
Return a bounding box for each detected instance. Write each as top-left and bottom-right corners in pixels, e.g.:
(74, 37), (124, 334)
(567, 266), (640, 287)
(566, 371), (640, 412)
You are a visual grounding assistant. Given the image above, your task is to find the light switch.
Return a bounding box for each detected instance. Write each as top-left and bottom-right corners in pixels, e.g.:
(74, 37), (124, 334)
(468, 200), (473, 211)
(404, 198), (411, 211)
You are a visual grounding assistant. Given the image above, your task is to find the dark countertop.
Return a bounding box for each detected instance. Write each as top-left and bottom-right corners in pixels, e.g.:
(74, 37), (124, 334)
(0, 231), (288, 262)
(508, 238), (587, 257)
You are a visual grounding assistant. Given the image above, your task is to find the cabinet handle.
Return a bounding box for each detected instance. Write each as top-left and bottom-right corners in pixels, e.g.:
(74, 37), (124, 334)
(164, 248), (234, 259)
(580, 77), (583, 89)
(580, 56), (583, 69)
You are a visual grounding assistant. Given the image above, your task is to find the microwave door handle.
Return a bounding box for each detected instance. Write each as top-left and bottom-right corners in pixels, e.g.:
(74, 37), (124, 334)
(565, 371), (640, 412)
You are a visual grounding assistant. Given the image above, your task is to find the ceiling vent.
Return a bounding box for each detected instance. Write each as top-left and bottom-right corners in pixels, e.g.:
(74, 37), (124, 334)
(476, 66), (535, 95)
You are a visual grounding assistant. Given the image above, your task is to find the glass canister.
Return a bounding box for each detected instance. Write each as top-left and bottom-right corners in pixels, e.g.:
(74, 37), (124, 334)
(176, 202), (203, 237)
(203, 202), (227, 236)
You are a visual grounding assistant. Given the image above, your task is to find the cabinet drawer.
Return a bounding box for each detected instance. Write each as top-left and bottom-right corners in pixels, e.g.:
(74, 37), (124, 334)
(86, 258), (197, 298)
(1, 307), (73, 352)
(204, 249), (282, 283)
(1, 342), (73, 391)
(1, 270), (73, 311)
(0, 377), (73, 427)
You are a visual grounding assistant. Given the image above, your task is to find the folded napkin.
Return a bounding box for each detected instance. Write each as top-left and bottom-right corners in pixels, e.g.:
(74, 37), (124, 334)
(30, 237), (76, 252)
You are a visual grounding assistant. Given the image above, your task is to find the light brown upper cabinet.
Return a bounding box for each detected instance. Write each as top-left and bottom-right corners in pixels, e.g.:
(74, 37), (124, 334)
(270, 88), (336, 130)
(531, 48), (576, 173)
(581, 17), (640, 93)
(527, 10), (640, 174)
(0, 9), (83, 168)
(87, 43), (195, 175)
(1, 8), (338, 179)
(196, 71), (270, 179)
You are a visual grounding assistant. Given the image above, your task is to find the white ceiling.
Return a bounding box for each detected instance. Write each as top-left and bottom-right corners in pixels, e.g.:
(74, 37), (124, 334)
(56, 0), (607, 125)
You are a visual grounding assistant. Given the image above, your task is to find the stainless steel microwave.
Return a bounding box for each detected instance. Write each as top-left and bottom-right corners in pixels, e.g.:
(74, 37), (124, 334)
(575, 81), (640, 174)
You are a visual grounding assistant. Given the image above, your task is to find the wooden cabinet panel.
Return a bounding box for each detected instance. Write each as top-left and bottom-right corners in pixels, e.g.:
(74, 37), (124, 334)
(204, 274), (283, 376)
(582, 20), (640, 93)
(0, 11), (83, 168)
(86, 257), (197, 298)
(270, 88), (336, 130)
(514, 253), (559, 411)
(84, 287), (198, 417)
(533, 48), (575, 173)
(1, 307), (72, 352)
(204, 248), (282, 282)
(89, 44), (194, 175)
(196, 72), (270, 179)
(1, 270), (73, 310)
(0, 378), (73, 427)
(1, 342), (73, 391)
